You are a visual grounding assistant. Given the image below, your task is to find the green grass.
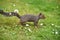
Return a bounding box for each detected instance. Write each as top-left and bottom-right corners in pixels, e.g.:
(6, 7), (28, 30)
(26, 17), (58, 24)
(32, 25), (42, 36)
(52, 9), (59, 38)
(0, 0), (60, 40)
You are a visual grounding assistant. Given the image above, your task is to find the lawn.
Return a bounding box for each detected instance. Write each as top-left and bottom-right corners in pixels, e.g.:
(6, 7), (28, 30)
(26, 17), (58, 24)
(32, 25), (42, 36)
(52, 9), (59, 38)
(0, 0), (60, 40)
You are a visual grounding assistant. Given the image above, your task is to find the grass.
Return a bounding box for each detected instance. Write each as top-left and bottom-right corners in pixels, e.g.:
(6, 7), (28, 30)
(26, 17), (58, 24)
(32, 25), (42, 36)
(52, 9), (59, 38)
(0, 0), (60, 40)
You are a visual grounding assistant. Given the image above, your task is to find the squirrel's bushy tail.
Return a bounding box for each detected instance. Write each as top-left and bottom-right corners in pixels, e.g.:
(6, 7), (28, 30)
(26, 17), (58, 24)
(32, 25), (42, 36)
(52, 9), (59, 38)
(0, 9), (21, 18)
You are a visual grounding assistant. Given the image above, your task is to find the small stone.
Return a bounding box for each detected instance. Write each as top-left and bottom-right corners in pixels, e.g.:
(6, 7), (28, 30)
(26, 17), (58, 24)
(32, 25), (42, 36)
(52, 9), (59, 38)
(14, 9), (19, 13)
(26, 24), (29, 26)
(55, 31), (58, 35)
(51, 24), (54, 26)
(40, 23), (43, 26)
(13, 4), (16, 7)
(28, 28), (32, 32)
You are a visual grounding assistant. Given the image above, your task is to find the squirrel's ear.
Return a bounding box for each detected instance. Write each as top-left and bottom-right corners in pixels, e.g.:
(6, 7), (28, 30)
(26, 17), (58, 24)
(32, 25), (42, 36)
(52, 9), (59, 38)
(39, 13), (42, 16)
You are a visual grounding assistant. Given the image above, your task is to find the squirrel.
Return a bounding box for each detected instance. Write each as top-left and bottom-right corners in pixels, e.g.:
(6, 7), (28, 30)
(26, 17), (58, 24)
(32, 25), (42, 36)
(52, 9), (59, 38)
(0, 9), (45, 27)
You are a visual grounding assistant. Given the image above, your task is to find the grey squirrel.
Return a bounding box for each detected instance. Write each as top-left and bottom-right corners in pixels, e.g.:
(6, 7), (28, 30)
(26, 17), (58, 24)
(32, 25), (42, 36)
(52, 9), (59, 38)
(18, 13), (45, 26)
(0, 9), (45, 27)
